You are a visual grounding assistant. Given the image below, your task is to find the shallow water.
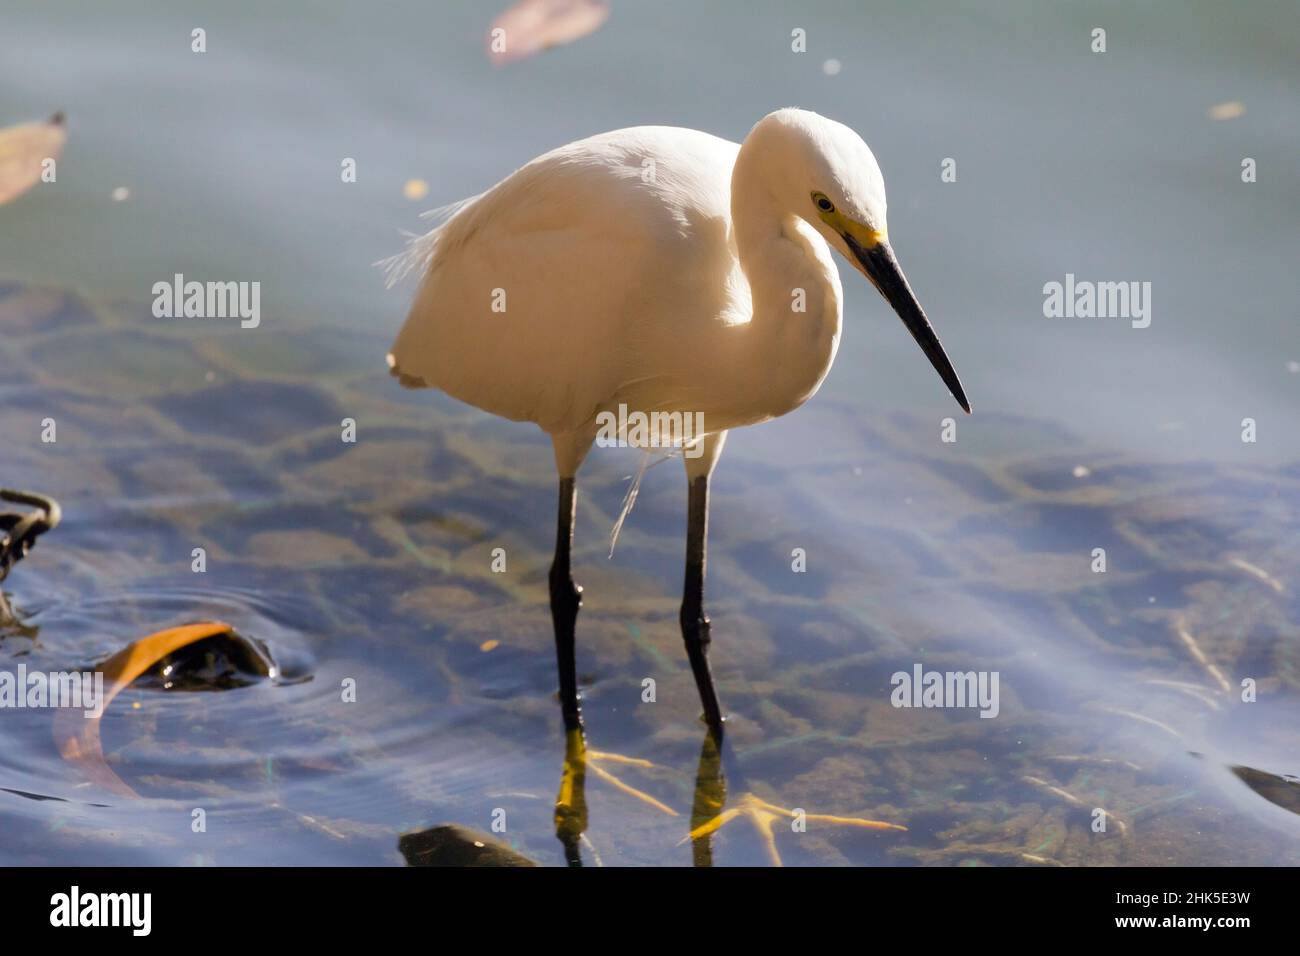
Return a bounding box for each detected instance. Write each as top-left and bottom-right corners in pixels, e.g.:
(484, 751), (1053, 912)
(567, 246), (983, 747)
(1, 2), (1298, 865)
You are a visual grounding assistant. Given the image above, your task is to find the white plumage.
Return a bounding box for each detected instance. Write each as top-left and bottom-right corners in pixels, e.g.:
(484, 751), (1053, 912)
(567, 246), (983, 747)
(388, 108), (965, 479)
(391, 126), (745, 437)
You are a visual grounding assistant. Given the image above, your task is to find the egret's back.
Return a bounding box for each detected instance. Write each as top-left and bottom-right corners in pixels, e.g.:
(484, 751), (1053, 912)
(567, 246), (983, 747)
(388, 126), (744, 435)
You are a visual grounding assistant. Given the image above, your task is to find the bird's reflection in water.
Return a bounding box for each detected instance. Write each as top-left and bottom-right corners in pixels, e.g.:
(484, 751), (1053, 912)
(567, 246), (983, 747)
(554, 727), (723, 867)
(554, 727), (679, 867)
(554, 727), (904, 866)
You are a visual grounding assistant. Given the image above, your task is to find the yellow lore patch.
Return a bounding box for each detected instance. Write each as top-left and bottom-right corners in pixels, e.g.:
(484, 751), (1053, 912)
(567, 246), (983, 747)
(811, 191), (886, 248)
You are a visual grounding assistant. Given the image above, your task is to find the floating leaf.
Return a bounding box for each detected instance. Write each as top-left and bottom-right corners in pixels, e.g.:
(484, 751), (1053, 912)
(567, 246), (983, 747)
(487, 0), (609, 66)
(53, 621), (233, 798)
(1208, 101), (1245, 121)
(0, 113), (66, 206)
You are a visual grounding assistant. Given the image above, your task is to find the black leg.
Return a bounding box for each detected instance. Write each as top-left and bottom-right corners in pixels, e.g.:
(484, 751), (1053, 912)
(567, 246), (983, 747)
(681, 474), (724, 735)
(549, 476), (582, 729)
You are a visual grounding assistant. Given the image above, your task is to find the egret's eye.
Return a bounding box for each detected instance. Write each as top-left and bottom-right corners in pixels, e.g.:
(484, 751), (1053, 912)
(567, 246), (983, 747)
(813, 193), (835, 213)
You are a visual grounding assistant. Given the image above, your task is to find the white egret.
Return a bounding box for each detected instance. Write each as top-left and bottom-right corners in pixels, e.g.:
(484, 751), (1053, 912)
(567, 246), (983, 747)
(387, 108), (969, 737)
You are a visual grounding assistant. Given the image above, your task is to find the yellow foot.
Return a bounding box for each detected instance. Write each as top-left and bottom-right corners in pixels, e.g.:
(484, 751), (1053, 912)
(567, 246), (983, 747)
(684, 791), (905, 866)
(555, 728), (678, 825)
(583, 750), (679, 816)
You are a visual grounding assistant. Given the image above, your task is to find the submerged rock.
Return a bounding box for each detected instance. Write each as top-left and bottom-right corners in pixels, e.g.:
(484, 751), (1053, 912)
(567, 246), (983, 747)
(133, 628), (278, 691)
(399, 825), (538, 867)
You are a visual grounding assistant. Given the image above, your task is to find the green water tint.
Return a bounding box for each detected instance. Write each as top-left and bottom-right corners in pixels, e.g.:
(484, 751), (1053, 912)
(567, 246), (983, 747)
(0, 283), (1298, 865)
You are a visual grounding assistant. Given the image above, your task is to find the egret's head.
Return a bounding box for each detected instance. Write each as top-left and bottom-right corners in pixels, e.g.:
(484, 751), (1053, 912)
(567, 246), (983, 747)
(750, 109), (969, 414)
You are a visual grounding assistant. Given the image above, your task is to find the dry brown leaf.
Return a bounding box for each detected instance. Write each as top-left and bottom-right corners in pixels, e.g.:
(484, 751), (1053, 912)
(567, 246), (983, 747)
(0, 113), (66, 206)
(487, 0), (609, 66)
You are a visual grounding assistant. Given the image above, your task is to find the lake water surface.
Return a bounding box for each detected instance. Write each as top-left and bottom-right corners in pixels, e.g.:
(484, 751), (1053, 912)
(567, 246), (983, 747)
(1, 0), (1297, 865)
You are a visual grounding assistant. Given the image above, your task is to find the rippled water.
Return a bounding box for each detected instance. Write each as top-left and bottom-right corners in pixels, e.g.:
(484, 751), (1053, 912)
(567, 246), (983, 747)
(1, 1), (1297, 865)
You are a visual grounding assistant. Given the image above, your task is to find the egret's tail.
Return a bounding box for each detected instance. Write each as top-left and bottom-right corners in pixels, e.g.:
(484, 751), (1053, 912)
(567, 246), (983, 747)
(378, 194), (483, 288)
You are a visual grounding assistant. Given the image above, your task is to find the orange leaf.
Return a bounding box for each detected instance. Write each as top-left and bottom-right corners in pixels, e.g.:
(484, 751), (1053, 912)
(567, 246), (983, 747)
(0, 113), (66, 206)
(53, 621), (233, 798)
(487, 0), (609, 66)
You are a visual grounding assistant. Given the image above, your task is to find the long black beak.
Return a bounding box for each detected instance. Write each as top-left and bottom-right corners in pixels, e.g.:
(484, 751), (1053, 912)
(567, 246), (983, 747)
(845, 235), (971, 414)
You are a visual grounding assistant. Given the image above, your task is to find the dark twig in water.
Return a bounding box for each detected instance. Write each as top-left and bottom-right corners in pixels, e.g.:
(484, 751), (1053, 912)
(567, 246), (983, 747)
(0, 489), (61, 625)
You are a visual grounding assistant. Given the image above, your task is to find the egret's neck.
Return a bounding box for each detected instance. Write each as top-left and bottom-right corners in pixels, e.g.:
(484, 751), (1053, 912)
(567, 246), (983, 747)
(729, 156), (842, 421)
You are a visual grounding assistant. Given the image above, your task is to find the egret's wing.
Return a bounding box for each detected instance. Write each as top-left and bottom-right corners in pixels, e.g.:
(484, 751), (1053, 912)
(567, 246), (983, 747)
(387, 126), (740, 436)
